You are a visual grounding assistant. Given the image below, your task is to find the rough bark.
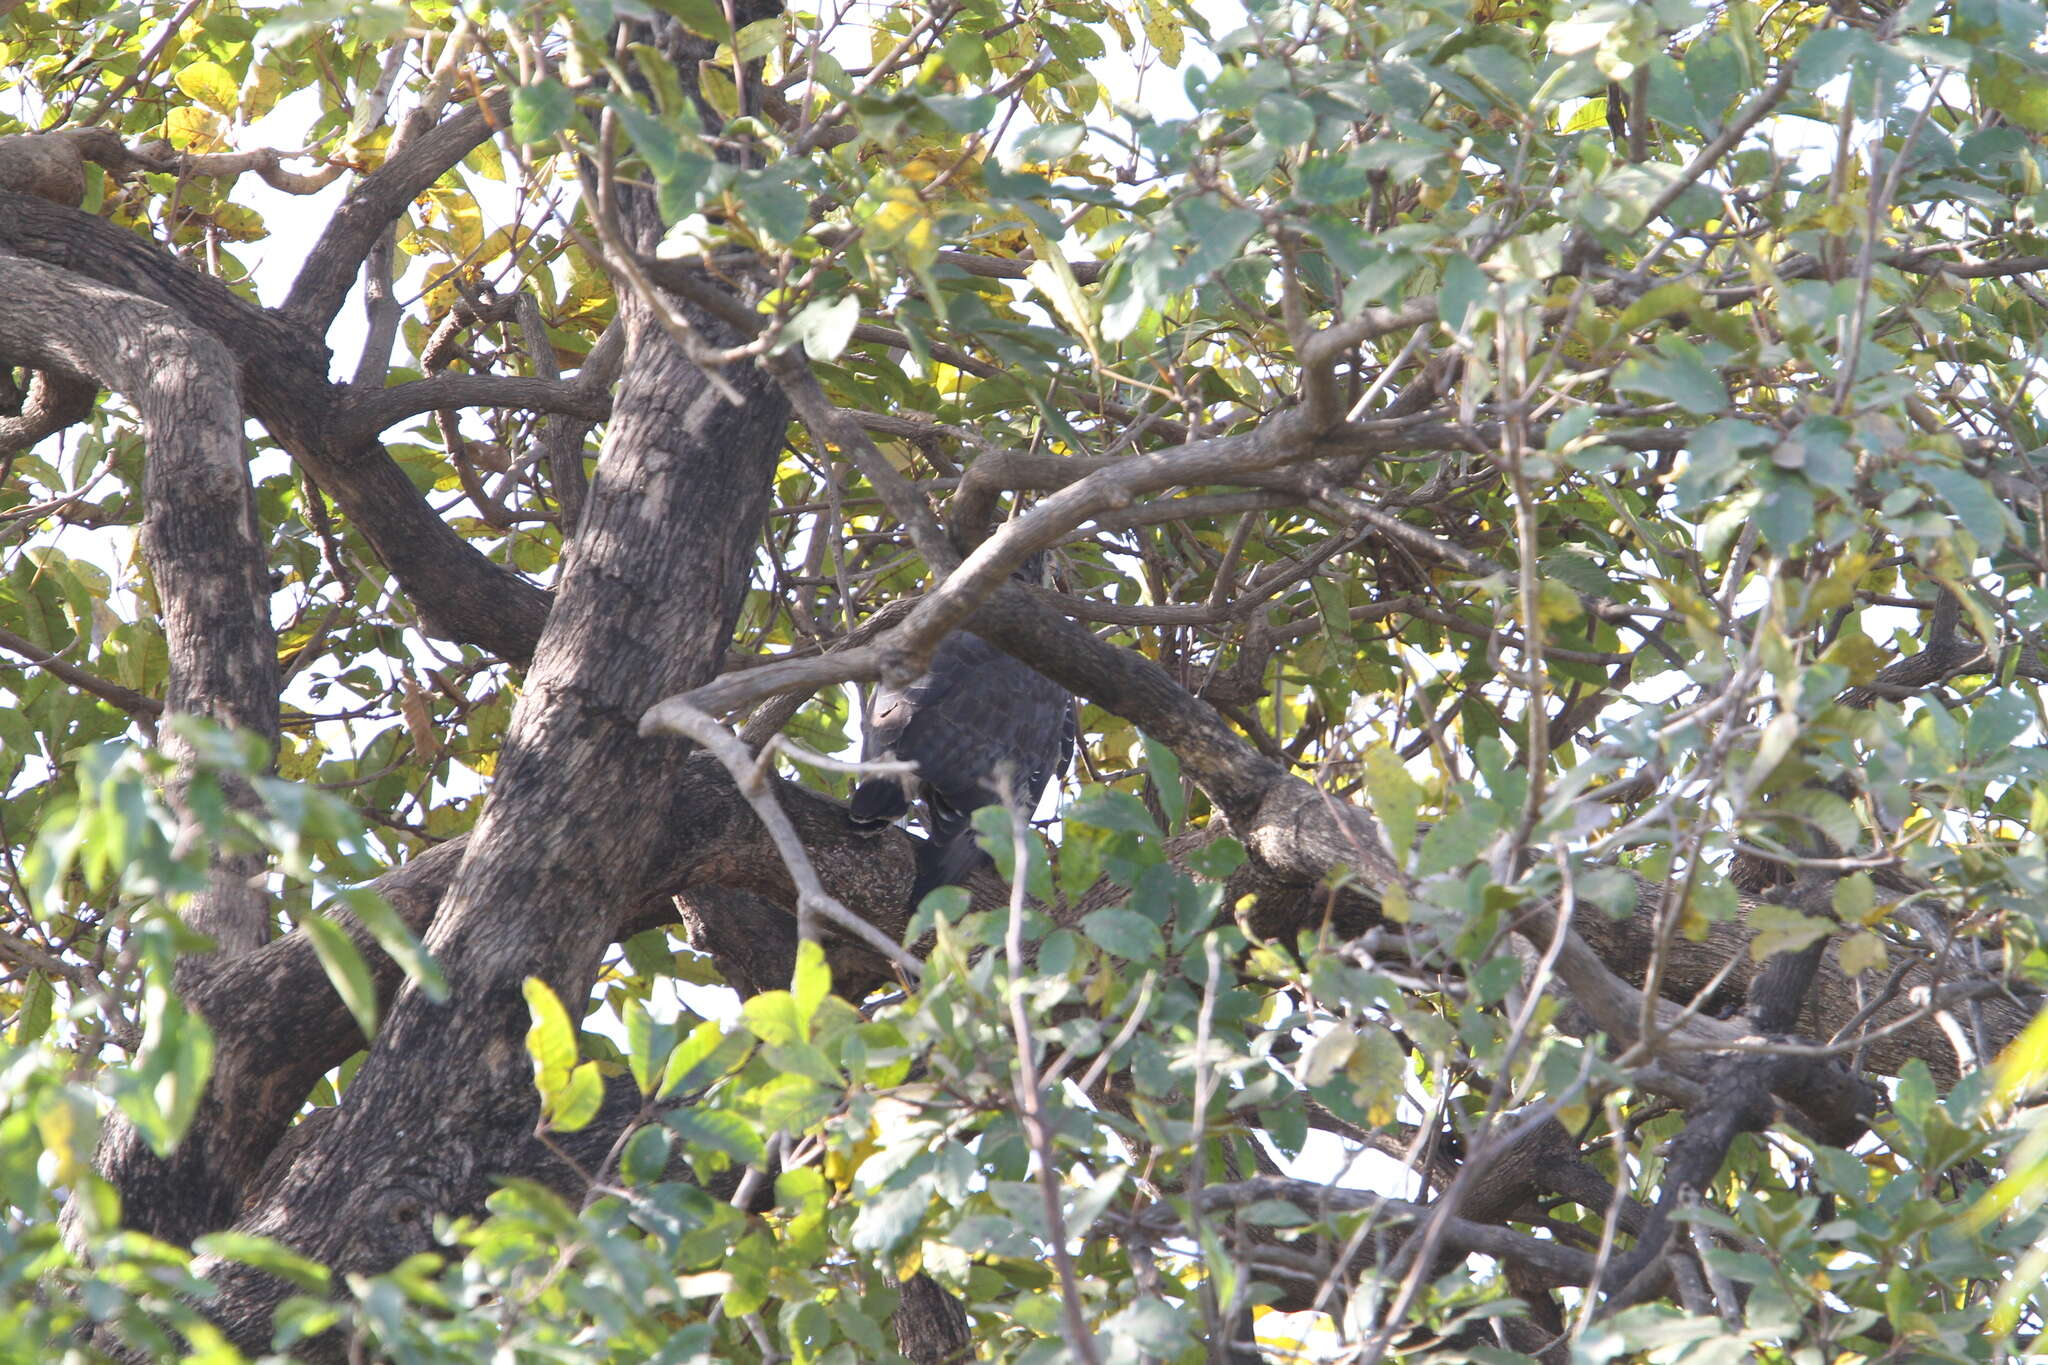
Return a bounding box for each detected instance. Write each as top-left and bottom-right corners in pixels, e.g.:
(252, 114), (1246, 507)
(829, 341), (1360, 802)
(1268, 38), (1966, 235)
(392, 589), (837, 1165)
(0, 185), (552, 662)
(187, 251), (791, 1348)
(0, 254), (279, 946)
(0, 361), (95, 454)
(0, 252), (284, 1249)
(79, 761), (908, 1256)
(892, 1272), (973, 1364)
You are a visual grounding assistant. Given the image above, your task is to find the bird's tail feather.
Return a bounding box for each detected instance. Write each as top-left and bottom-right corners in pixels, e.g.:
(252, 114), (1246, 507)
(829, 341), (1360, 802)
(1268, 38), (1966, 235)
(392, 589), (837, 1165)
(911, 830), (992, 904)
(848, 778), (909, 827)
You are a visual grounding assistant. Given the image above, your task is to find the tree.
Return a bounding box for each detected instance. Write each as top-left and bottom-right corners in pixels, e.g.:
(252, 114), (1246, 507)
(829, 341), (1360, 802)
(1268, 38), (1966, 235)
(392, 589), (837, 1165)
(5, 0), (2048, 1358)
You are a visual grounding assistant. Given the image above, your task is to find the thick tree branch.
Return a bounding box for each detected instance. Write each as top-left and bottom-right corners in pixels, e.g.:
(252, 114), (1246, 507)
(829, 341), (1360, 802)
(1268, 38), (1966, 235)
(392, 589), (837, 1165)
(282, 90), (513, 329)
(0, 362), (96, 454)
(0, 253), (279, 952)
(333, 372), (613, 447)
(196, 264), (790, 1352)
(0, 188), (553, 662)
(2, 254), (287, 1265)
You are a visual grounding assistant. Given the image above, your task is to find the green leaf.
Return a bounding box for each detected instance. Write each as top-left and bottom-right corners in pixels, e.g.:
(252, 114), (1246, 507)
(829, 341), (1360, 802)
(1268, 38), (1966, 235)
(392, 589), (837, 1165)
(1081, 907), (1164, 961)
(336, 887), (445, 1002)
(623, 999), (679, 1097)
(1254, 92), (1315, 146)
(645, 0), (729, 38)
(735, 172), (811, 244)
(193, 1232), (333, 1293)
(1615, 342), (1727, 414)
(849, 1184), (928, 1254)
(1176, 197), (1260, 281)
(1753, 471), (1815, 551)
(1101, 1297), (1197, 1356)
(792, 937), (830, 1025)
(744, 989), (807, 1047)
(510, 80), (576, 145)
(304, 917), (379, 1043)
(1361, 746), (1420, 864)
(9, 972), (52, 1046)
(257, 0), (409, 42)
(546, 1060), (604, 1132)
(1838, 931), (1887, 977)
(1066, 790), (1159, 836)
(1919, 463), (2008, 555)
(620, 1124), (674, 1184)
(1831, 872), (1876, 924)
(666, 1106), (767, 1166)
(781, 294), (860, 362)
(1141, 732), (1185, 828)
(1439, 253), (1488, 334)
(1747, 903), (1832, 961)
(1296, 153), (1370, 205)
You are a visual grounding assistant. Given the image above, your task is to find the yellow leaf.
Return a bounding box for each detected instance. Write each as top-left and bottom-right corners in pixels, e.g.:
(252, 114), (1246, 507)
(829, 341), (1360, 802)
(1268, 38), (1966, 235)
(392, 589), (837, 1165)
(465, 138), (506, 182)
(522, 976), (577, 1095)
(429, 188), (484, 260)
(242, 64), (286, 122)
(1819, 625), (1886, 683)
(211, 203), (267, 242)
(1019, 220), (1100, 362)
(476, 224), (528, 267)
(1838, 931), (1887, 978)
(1381, 882), (1410, 923)
(164, 106), (224, 152)
(344, 122), (392, 171)
(863, 184), (938, 268)
(1810, 550), (1875, 612)
(175, 59), (239, 116)
(1347, 1023), (1406, 1126)
(698, 64), (739, 120)
(1994, 1006), (2048, 1100)
(1744, 712), (1801, 793)
(34, 1093), (81, 1183)
(1535, 577), (1582, 625)
(901, 150), (950, 185)
(1297, 1025), (1356, 1088)
(1140, 0), (1184, 65)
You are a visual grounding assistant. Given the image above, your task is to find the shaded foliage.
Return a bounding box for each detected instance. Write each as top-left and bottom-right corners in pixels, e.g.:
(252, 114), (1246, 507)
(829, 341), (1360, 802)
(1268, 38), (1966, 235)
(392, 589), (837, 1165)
(6, 0), (2048, 1359)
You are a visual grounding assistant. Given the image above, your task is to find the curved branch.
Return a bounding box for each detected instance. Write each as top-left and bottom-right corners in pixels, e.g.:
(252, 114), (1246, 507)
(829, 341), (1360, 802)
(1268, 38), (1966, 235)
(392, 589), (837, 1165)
(1152, 1177), (1598, 1288)
(0, 253), (279, 952)
(334, 373), (613, 447)
(0, 362), (96, 454)
(0, 627), (163, 724)
(0, 187), (553, 663)
(282, 90), (513, 329)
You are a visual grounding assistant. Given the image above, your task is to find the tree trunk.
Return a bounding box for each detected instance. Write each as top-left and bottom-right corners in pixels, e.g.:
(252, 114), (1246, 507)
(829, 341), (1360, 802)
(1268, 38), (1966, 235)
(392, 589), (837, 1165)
(192, 280), (791, 1351)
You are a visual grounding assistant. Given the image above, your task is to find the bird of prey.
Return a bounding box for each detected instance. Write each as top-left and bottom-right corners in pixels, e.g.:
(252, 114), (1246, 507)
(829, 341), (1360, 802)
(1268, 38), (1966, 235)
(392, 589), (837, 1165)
(849, 557), (1080, 901)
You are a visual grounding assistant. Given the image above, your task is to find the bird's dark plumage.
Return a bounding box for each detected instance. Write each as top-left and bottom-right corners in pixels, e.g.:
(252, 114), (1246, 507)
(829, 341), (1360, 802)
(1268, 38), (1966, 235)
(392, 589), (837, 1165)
(850, 566), (1078, 901)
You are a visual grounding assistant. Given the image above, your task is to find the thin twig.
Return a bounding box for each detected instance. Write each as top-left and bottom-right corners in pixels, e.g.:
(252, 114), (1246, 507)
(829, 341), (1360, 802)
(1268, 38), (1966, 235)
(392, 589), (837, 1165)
(638, 698), (922, 979)
(1002, 781), (1100, 1365)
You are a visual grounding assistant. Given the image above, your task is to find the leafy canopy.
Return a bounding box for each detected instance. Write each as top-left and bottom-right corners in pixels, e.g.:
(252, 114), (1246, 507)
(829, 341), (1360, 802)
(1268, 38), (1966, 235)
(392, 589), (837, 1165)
(7, 0), (2048, 1359)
